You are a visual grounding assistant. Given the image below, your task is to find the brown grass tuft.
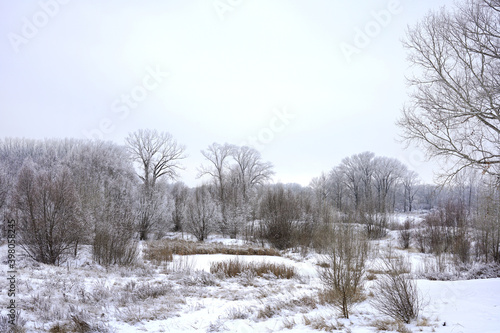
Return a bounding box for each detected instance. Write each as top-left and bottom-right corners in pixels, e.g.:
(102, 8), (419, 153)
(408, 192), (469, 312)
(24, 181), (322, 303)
(210, 258), (296, 279)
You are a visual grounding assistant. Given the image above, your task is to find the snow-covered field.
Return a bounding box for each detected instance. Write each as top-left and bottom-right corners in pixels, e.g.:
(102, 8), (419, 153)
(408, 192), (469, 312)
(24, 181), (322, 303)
(1, 231), (499, 332)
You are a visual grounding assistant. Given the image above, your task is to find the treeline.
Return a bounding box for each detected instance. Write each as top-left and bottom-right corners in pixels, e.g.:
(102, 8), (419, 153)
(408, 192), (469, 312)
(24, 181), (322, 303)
(1, 132), (499, 266)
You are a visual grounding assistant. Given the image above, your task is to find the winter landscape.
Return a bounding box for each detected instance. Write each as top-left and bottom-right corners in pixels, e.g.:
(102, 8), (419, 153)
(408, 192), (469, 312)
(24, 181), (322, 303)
(1, 0), (500, 332)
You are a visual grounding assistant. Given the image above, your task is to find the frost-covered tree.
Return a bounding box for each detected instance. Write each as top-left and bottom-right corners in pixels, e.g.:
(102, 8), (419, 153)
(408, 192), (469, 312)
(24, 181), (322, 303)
(126, 129), (186, 240)
(170, 181), (189, 236)
(93, 180), (138, 266)
(339, 152), (375, 213)
(0, 163), (9, 212)
(185, 185), (219, 241)
(199, 143), (274, 237)
(231, 146), (274, 201)
(328, 166), (346, 212)
(402, 170), (420, 212)
(126, 129), (186, 191)
(372, 156), (406, 213)
(66, 140), (136, 245)
(198, 143), (234, 234)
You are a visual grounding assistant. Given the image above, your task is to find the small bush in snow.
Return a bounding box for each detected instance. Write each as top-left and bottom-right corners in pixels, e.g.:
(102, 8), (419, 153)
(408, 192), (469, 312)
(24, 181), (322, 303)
(371, 249), (422, 324)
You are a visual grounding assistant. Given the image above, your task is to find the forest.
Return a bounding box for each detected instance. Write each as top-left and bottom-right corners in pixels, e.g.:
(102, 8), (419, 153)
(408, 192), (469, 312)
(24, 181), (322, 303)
(1, 132), (498, 268)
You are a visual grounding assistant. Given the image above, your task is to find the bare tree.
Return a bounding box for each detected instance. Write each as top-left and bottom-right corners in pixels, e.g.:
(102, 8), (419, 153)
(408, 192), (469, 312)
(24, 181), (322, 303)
(198, 143), (234, 234)
(310, 172), (334, 224)
(228, 146), (274, 238)
(373, 157), (406, 213)
(12, 161), (83, 265)
(328, 166), (346, 212)
(402, 170), (420, 212)
(319, 224), (369, 319)
(126, 129), (186, 240)
(398, 0), (500, 181)
(126, 129), (186, 191)
(474, 175), (500, 262)
(231, 146), (274, 201)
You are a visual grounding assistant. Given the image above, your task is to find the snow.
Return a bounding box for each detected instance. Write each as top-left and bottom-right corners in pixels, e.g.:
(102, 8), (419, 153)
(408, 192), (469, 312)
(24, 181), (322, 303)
(419, 278), (500, 333)
(2, 228), (500, 332)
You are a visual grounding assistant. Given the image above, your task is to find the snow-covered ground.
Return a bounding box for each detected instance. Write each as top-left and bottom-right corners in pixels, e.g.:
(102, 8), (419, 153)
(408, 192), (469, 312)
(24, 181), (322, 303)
(418, 278), (500, 333)
(1, 230), (499, 332)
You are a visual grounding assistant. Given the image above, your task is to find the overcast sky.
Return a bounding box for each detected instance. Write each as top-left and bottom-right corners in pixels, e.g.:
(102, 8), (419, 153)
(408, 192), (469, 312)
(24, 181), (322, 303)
(0, 0), (455, 186)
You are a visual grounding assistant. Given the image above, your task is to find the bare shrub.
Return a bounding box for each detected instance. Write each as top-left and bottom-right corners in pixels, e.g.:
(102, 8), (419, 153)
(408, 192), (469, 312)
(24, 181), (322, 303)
(92, 182), (138, 267)
(398, 218), (413, 249)
(371, 249), (422, 324)
(318, 224), (369, 318)
(13, 163), (83, 265)
(364, 213), (388, 240)
(311, 222), (336, 254)
(260, 185), (300, 250)
(93, 232), (138, 267)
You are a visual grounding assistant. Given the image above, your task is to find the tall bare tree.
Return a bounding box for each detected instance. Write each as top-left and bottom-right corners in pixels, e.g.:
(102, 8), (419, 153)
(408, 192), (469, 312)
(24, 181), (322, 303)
(126, 129), (186, 192)
(372, 157), (406, 213)
(402, 170), (420, 212)
(198, 143), (234, 234)
(398, 0), (500, 181)
(126, 129), (186, 240)
(231, 146), (274, 201)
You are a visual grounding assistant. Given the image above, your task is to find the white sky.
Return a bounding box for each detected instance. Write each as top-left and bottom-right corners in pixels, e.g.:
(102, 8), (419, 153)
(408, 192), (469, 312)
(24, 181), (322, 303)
(0, 0), (455, 186)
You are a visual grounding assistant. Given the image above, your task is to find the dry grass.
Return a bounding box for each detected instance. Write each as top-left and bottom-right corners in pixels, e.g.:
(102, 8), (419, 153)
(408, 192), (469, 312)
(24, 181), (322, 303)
(302, 315), (343, 332)
(372, 319), (412, 333)
(144, 239), (281, 265)
(210, 258), (296, 279)
(282, 317), (296, 329)
(143, 242), (174, 264)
